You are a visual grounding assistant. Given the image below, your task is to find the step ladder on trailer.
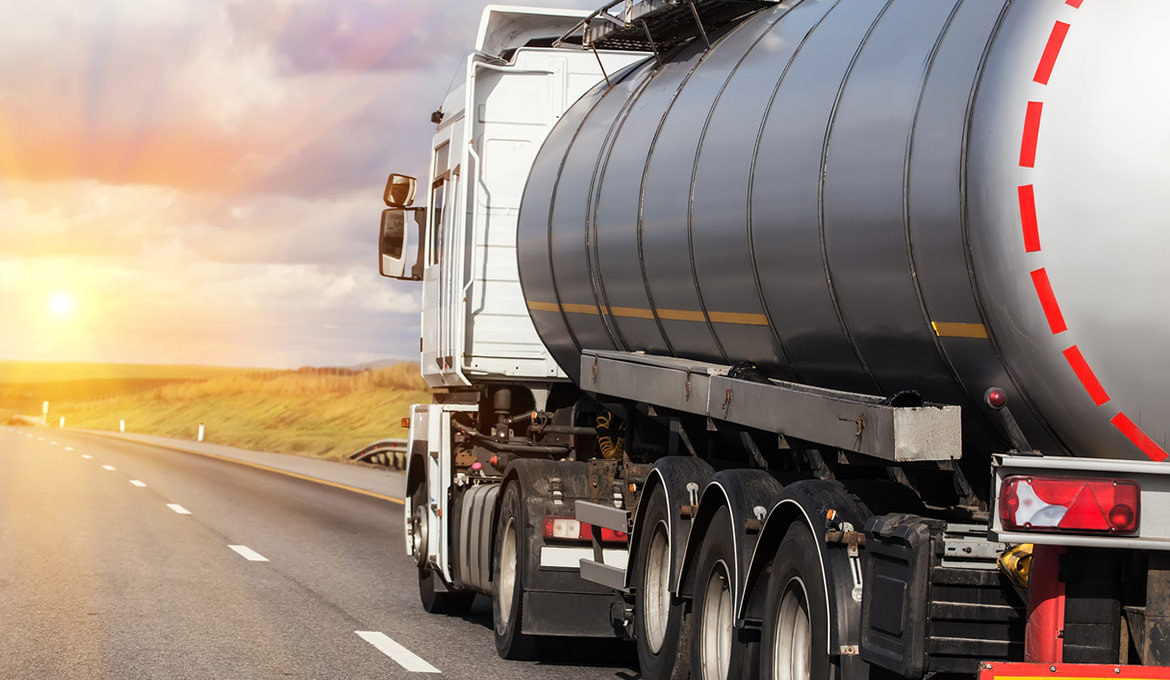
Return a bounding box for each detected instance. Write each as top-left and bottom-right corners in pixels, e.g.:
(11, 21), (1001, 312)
(554, 0), (780, 56)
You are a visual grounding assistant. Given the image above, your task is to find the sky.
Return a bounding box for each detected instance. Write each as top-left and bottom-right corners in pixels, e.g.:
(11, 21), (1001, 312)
(0, 0), (596, 368)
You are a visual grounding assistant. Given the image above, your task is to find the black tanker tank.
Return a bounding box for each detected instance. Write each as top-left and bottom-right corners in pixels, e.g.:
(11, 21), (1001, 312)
(517, 0), (1170, 463)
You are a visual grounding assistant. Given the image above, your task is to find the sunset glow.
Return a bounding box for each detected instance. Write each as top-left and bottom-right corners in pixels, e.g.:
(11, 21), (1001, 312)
(50, 293), (74, 318)
(0, 0), (595, 367)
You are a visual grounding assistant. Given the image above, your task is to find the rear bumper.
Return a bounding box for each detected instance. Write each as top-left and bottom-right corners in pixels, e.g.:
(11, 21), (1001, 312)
(979, 663), (1170, 678)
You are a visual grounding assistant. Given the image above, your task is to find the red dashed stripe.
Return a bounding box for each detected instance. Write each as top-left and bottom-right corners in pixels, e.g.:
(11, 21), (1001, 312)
(1020, 101), (1043, 167)
(1030, 269), (1067, 334)
(1034, 22), (1071, 85)
(1062, 346), (1110, 406)
(1112, 413), (1169, 462)
(1018, 185), (1041, 252)
(1017, 3), (1165, 461)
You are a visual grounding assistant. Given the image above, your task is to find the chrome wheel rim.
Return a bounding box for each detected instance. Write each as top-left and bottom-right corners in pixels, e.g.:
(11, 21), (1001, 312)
(773, 577), (811, 680)
(699, 560), (733, 680)
(497, 516), (518, 630)
(412, 503), (427, 567)
(643, 520), (671, 654)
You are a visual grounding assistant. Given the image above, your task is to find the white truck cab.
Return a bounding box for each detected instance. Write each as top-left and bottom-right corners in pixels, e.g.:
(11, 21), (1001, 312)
(380, 5), (647, 390)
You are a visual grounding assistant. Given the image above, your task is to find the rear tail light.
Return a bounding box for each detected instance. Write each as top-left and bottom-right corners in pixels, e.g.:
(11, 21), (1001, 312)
(999, 475), (1139, 535)
(542, 516), (628, 543)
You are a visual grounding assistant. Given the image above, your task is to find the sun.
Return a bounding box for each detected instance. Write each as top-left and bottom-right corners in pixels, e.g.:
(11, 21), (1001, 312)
(50, 293), (74, 318)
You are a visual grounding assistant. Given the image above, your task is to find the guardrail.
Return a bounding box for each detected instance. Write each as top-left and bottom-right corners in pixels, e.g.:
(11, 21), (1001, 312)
(348, 438), (408, 470)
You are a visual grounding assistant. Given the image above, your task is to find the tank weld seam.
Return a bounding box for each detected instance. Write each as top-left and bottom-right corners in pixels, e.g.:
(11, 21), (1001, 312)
(816, 0), (895, 395)
(546, 73), (636, 356)
(675, 20), (769, 364)
(901, 0), (1003, 442)
(636, 38), (726, 358)
(744, 0), (843, 386)
(685, 4), (798, 369)
(1013, 2), (1168, 461)
(588, 69), (659, 352)
(960, 0), (1071, 455)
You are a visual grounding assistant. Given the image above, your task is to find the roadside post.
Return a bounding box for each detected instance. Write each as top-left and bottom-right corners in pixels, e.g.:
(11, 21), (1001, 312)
(119, 419), (125, 433)
(198, 423), (205, 442)
(42, 401), (48, 425)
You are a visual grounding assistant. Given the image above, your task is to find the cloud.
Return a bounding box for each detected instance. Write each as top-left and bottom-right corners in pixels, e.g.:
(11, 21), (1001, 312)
(0, 0), (601, 195)
(0, 0), (603, 366)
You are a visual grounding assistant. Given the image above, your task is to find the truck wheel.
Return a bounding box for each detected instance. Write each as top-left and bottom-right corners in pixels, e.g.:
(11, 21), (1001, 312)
(759, 524), (835, 680)
(633, 484), (691, 680)
(690, 506), (751, 680)
(413, 486), (474, 615)
(493, 482), (536, 659)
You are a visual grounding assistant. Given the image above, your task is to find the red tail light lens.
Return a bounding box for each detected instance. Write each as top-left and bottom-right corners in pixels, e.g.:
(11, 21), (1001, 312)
(999, 475), (1139, 535)
(542, 516), (628, 543)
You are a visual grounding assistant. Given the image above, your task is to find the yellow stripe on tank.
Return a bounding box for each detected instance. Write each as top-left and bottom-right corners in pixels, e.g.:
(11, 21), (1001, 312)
(527, 301), (769, 326)
(932, 321), (990, 339)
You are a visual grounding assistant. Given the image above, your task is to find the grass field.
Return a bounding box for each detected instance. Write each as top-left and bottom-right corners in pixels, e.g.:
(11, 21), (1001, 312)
(2, 361), (430, 460)
(0, 360), (251, 414)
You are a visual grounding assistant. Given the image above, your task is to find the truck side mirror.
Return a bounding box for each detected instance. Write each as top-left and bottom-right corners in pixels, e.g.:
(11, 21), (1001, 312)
(379, 208), (425, 281)
(384, 173), (417, 208)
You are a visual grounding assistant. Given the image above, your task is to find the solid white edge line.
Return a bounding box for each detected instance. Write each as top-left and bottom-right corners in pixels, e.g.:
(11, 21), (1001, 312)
(81, 454), (92, 459)
(227, 545), (269, 562)
(166, 503), (192, 515)
(129, 480), (147, 487)
(102, 464), (116, 471)
(354, 631), (440, 673)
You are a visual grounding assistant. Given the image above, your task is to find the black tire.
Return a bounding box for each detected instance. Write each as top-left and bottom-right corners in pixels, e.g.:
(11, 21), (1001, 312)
(412, 485), (475, 615)
(690, 506), (753, 680)
(633, 485), (691, 680)
(492, 482), (536, 659)
(759, 523), (837, 680)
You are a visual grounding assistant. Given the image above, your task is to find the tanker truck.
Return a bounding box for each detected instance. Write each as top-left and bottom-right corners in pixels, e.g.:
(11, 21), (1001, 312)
(376, 2), (1170, 678)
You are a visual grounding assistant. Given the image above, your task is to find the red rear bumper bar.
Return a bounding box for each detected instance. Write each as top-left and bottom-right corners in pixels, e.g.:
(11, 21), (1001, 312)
(980, 663), (1170, 679)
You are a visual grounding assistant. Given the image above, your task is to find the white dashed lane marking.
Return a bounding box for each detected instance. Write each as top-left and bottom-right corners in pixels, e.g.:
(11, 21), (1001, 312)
(50, 441), (57, 446)
(166, 504), (192, 515)
(65, 446), (73, 451)
(81, 454), (92, 460)
(102, 465), (116, 471)
(129, 480), (147, 488)
(227, 545), (269, 562)
(355, 631), (440, 673)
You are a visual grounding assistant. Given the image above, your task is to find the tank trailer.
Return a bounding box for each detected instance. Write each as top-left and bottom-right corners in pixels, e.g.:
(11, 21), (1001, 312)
(378, 2), (1170, 678)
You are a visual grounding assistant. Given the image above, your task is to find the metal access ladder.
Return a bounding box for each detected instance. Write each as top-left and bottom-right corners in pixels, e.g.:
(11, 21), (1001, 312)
(555, 0), (779, 53)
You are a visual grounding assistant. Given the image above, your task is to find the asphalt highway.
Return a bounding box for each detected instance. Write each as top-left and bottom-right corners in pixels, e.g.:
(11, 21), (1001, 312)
(0, 425), (637, 679)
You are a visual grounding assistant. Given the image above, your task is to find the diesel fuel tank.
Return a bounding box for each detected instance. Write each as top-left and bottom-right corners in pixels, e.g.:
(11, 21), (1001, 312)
(516, 0), (1170, 462)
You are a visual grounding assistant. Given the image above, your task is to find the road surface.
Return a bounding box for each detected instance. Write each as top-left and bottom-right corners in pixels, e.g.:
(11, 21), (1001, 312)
(0, 425), (637, 679)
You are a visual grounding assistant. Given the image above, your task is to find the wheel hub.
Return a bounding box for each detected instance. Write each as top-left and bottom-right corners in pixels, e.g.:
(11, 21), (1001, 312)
(643, 520), (671, 654)
(699, 561), (733, 680)
(773, 577), (812, 680)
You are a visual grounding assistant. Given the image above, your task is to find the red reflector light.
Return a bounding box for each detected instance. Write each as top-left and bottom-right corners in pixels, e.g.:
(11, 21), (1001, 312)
(542, 516), (628, 543)
(999, 475), (1139, 535)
